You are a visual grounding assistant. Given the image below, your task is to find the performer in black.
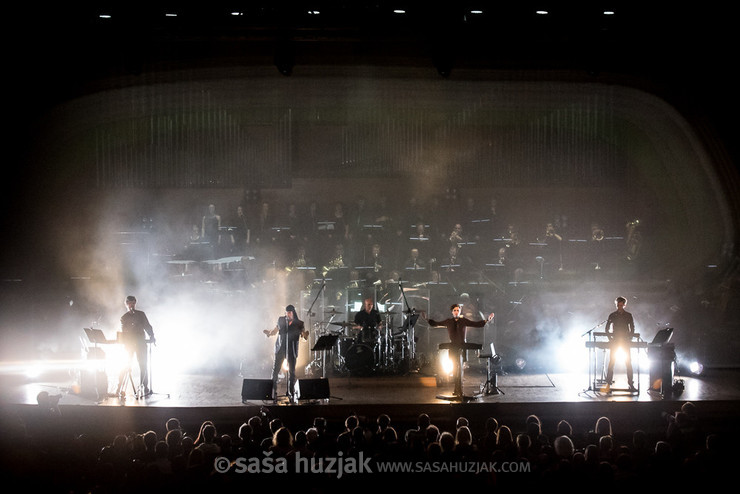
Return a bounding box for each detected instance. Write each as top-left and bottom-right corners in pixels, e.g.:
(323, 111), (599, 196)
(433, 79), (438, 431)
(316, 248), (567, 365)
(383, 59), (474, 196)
(424, 304), (494, 396)
(601, 296), (637, 393)
(117, 295), (155, 397)
(353, 297), (382, 345)
(264, 305), (308, 402)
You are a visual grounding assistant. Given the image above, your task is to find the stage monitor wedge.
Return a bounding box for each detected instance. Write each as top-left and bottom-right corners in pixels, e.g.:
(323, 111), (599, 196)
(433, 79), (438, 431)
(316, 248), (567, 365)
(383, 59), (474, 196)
(296, 378), (330, 399)
(241, 379), (273, 401)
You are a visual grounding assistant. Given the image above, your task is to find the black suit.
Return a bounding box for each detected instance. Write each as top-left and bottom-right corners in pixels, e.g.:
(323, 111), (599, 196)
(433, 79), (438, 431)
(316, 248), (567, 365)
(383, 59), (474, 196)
(271, 315), (305, 397)
(119, 309), (154, 393)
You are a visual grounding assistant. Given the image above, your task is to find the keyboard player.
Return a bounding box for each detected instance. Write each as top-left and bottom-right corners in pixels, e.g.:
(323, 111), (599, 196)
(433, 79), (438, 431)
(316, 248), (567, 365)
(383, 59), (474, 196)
(601, 296), (636, 394)
(424, 304), (494, 396)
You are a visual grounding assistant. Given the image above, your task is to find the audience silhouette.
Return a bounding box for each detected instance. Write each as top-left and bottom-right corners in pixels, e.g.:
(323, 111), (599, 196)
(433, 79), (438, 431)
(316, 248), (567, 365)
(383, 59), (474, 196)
(0, 400), (731, 490)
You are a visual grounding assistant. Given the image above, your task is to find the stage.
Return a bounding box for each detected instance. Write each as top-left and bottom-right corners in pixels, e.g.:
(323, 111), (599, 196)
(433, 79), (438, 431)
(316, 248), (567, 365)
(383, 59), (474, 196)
(3, 363), (740, 447)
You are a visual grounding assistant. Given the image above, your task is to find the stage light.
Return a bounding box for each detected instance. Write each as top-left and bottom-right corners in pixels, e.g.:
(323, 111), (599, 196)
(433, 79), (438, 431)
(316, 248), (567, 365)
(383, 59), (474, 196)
(25, 363), (44, 379)
(515, 358), (527, 370)
(689, 361), (704, 375)
(282, 359), (289, 372)
(613, 346), (627, 365)
(440, 352), (453, 375)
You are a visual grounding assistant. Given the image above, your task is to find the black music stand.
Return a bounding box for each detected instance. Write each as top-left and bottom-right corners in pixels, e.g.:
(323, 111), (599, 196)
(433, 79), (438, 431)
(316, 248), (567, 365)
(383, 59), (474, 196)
(477, 343), (504, 396)
(83, 328), (111, 400)
(312, 334), (340, 378)
(84, 327), (113, 345)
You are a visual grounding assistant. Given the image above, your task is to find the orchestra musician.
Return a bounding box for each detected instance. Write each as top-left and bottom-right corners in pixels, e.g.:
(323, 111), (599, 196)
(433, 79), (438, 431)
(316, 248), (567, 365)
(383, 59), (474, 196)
(600, 296), (637, 394)
(589, 222), (605, 270)
(264, 304), (309, 402)
(201, 204), (222, 246)
(538, 222), (563, 272)
(423, 304), (494, 396)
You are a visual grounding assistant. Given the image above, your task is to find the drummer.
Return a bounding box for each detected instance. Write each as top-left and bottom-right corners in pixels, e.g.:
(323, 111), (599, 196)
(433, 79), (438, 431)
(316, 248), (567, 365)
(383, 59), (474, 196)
(353, 298), (383, 344)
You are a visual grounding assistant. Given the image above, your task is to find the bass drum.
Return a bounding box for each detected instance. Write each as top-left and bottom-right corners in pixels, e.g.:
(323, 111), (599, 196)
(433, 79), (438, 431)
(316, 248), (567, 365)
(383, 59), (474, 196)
(344, 344), (375, 375)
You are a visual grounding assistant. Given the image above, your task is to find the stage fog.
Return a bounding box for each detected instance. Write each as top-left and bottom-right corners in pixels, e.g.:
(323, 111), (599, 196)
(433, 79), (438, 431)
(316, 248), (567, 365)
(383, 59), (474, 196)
(1, 68), (737, 385)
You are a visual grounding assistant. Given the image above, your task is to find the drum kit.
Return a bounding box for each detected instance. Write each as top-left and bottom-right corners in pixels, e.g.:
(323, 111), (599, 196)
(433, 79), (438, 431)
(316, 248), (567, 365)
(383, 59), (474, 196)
(308, 307), (416, 376)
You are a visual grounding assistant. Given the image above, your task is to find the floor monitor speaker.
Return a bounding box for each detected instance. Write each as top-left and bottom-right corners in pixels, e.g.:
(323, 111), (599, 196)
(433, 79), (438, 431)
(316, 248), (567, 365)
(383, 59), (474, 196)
(241, 379), (273, 401)
(296, 378), (330, 399)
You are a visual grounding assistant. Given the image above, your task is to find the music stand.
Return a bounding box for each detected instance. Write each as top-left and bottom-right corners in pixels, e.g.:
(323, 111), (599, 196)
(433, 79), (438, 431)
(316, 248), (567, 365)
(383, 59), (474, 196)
(477, 343), (504, 396)
(83, 328), (111, 400)
(312, 334), (340, 378)
(651, 327), (674, 345)
(85, 327), (111, 345)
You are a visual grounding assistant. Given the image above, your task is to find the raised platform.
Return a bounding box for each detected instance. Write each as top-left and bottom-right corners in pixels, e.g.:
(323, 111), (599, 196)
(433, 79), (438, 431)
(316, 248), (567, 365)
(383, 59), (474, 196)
(3, 366), (740, 447)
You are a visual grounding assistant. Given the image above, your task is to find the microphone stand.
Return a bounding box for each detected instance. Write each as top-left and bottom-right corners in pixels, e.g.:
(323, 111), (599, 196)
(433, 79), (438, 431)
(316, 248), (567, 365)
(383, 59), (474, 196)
(581, 320), (606, 394)
(307, 278), (328, 377)
(398, 279), (419, 370)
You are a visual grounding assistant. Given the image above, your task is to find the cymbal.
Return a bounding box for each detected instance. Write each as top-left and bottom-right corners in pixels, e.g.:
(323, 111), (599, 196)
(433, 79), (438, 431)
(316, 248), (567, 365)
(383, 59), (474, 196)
(325, 308), (343, 314)
(330, 321), (354, 327)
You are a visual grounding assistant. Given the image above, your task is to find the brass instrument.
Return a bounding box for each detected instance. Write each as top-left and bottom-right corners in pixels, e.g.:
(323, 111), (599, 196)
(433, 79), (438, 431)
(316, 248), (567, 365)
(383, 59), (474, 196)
(592, 228), (604, 241)
(373, 258), (382, 273)
(321, 255), (344, 277)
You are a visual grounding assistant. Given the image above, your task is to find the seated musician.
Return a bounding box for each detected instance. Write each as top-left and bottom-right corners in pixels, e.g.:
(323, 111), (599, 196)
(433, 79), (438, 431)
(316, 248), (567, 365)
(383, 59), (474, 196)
(353, 298), (383, 345)
(425, 304), (494, 396)
(601, 296), (637, 393)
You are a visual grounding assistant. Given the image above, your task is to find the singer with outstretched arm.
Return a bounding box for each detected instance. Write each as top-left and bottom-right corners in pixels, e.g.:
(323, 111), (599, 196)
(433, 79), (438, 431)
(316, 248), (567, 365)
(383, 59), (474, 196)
(423, 304), (493, 396)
